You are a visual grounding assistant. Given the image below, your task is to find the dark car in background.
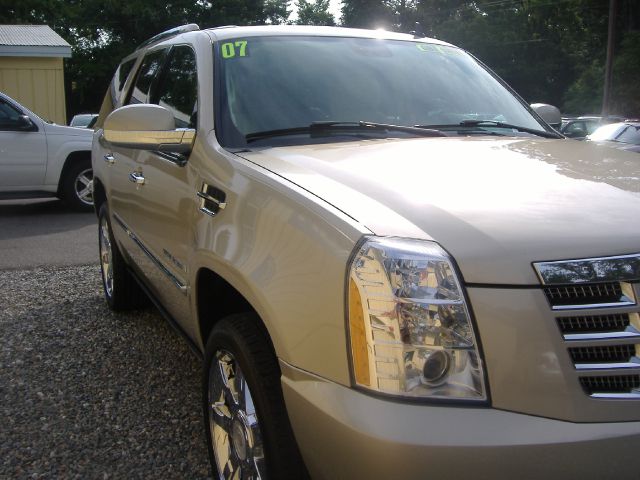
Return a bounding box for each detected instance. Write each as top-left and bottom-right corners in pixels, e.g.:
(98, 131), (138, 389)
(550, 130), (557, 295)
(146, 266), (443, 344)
(560, 116), (601, 139)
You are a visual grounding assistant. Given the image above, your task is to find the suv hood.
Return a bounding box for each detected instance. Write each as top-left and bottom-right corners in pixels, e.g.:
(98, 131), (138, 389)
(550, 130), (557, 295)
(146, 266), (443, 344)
(44, 122), (94, 138)
(239, 137), (640, 285)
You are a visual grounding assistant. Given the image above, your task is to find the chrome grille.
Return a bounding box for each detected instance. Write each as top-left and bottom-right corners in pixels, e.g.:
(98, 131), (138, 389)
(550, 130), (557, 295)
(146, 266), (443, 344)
(558, 314), (629, 334)
(543, 282), (626, 308)
(534, 253), (640, 400)
(580, 375), (640, 395)
(569, 345), (636, 364)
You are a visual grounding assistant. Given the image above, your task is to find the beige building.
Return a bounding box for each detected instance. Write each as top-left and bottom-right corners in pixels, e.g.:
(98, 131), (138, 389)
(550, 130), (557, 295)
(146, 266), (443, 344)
(0, 25), (71, 124)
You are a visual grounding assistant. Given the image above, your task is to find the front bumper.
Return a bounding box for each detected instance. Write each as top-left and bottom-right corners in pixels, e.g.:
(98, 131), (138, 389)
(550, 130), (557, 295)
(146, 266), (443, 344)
(281, 362), (640, 480)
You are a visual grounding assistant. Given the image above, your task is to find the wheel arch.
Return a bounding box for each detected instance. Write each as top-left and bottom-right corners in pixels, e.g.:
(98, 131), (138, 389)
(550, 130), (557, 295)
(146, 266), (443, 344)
(196, 267), (268, 351)
(56, 150), (92, 196)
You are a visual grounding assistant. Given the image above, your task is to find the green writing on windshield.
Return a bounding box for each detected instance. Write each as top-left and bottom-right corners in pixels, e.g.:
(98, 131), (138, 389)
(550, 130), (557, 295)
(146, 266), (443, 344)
(416, 43), (463, 56)
(221, 40), (248, 59)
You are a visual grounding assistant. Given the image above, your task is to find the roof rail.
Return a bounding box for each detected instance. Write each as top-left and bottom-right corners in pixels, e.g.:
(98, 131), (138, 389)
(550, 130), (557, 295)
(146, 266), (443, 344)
(137, 24), (200, 49)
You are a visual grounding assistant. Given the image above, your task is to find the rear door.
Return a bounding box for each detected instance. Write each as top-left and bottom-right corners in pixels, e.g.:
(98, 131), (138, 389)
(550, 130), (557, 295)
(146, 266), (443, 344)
(106, 48), (169, 275)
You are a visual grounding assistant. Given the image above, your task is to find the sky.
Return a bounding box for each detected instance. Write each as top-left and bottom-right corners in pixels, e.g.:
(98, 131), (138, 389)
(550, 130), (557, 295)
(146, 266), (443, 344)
(328, 0), (342, 21)
(291, 0), (343, 23)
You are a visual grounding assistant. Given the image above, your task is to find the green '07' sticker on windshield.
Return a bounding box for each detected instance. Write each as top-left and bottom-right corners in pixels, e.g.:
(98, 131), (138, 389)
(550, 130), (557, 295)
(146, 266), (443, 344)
(221, 40), (248, 59)
(416, 43), (463, 56)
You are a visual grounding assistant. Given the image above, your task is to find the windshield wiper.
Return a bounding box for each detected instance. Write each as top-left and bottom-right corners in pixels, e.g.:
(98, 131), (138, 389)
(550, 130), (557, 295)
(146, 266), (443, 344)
(246, 121), (446, 143)
(416, 120), (561, 139)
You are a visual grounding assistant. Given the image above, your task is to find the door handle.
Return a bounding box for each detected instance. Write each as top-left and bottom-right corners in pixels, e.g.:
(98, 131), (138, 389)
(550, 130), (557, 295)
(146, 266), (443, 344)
(129, 171), (145, 185)
(103, 153), (115, 164)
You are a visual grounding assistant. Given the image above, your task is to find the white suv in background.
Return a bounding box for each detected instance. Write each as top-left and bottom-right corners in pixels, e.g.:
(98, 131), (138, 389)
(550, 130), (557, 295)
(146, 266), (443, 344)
(0, 92), (94, 210)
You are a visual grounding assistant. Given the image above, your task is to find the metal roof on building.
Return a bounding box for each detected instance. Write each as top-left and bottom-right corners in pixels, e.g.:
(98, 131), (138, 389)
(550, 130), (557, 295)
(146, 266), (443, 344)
(0, 25), (71, 57)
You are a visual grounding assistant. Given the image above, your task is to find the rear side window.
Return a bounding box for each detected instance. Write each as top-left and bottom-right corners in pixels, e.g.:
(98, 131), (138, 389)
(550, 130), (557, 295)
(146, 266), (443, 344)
(128, 49), (168, 105)
(617, 125), (640, 145)
(108, 58), (137, 109)
(153, 46), (198, 128)
(117, 59), (136, 94)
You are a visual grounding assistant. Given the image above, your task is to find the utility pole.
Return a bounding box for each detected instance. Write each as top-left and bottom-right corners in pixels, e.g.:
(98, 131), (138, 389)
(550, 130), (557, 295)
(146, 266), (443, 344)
(601, 0), (618, 120)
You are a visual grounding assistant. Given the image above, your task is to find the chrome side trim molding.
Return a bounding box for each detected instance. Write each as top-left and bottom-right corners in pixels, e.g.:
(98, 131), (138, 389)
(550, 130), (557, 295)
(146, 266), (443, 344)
(564, 330), (640, 341)
(552, 300), (636, 311)
(534, 253), (640, 285)
(590, 392), (640, 400)
(575, 361), (640, 371)
(112, 213), (188, 295)
(104, 128), (196, 154)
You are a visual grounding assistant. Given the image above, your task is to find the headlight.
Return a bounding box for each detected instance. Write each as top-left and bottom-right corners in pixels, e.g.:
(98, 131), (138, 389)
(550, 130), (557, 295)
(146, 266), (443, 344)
(348, 237), (486, 401)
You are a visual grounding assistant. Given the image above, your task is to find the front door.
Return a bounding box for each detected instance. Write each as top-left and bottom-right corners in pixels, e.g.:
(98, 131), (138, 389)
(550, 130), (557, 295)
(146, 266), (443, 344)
(0, 97), (47, 189)
(111, 45), (199, 334)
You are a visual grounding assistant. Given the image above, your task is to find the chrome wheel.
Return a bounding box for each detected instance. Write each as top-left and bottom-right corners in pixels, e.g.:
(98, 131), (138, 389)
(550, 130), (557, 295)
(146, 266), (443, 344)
(208, 349), (266, 480)
(74, 167), (93, 206)
(99, 214), (113, 298)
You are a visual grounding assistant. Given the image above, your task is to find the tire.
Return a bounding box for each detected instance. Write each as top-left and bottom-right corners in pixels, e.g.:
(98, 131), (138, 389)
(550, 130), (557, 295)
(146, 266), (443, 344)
(62, 158), (94, 211)
(203, 314), (309, 480)
(98, 203), (148, 311)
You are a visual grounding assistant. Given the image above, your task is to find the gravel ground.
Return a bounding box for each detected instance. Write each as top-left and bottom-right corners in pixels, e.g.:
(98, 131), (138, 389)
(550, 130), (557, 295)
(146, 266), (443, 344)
(0, 264), (212, 479)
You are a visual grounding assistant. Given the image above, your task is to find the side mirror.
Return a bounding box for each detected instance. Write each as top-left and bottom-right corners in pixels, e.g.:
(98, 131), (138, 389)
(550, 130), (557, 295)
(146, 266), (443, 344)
(530, 103), (561, 129)
(17, 114), (37, 131)
(103, 104), (195, 153)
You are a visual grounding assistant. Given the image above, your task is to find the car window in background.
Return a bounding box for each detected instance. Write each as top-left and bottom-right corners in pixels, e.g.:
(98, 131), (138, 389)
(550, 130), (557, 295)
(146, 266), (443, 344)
(564, 121), (587, 137)
(128, 49), (168, 105)
(153, 46), (198, 128)
(70, 114), (98, 128)
(0, 98), (22, 129)
(616, 125), (640, 145)
(585, 120), (599, 135)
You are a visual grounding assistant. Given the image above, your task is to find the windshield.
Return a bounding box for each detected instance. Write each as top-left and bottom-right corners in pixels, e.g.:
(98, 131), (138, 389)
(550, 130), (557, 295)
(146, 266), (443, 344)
(216, 35), (548, 147)
(70, 114), (96, 127)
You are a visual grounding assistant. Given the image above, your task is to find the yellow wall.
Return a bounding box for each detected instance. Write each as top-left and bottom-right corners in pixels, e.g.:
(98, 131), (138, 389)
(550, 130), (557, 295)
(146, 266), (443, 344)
(0, 57), (67, 124)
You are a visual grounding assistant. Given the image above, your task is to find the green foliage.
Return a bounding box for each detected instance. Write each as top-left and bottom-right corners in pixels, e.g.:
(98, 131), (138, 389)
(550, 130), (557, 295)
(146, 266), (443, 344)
(610, 31), (640, 117)
(295, 0), (335, 26)
(563, 60), (604, 115)
(566, 29), (640, 117)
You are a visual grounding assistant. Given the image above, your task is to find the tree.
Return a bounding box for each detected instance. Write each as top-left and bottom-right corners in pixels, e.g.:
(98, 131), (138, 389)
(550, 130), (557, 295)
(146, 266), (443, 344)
(565, 31), (640, 117)
(264, 0), (292, 24)
(296, 0), (335, 26)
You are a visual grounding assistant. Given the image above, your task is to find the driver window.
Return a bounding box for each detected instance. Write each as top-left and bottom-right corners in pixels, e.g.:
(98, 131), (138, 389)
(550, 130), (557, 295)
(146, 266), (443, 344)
(128, 49), (168, 105)
(152, 46), (198, 129)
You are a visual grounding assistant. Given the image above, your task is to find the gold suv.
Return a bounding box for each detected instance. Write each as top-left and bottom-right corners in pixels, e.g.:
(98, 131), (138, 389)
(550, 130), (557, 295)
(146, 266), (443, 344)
(92, 24), (640, 480)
